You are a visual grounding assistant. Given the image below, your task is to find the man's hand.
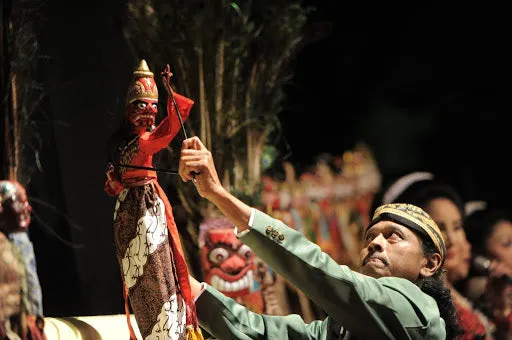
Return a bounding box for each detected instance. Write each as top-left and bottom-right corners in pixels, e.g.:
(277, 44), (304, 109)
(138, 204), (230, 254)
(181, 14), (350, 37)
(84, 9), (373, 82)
(179, 137), (223, 201)
(189, 274), (206, 301)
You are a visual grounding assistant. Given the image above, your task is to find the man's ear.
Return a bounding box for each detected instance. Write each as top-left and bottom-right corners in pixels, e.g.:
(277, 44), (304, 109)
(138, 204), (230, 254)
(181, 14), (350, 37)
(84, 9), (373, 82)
(420, 253), (442, 278)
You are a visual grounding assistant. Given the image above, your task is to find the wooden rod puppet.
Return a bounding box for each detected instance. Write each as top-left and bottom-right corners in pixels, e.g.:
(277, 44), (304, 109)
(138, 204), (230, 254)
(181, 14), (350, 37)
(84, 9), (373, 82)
(105, 60), (203, 340)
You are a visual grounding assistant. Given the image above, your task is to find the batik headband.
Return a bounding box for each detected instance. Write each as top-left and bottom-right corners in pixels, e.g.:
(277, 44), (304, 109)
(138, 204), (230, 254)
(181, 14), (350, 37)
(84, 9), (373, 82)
(368, 203), (446, 264)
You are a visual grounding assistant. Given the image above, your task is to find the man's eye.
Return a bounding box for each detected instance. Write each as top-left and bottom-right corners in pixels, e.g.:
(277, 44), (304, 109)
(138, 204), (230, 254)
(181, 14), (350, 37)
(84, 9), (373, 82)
(151, 103), (157, 109)
(137, 102), (147, 109)
(389, 232), (402, 239)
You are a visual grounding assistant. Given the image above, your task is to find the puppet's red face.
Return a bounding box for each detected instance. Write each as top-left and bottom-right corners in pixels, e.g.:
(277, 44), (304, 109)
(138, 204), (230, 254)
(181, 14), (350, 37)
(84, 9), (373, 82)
(125, 76), (159, 132)
(201, 228), (256, 298)
(126, 100), (158, 130)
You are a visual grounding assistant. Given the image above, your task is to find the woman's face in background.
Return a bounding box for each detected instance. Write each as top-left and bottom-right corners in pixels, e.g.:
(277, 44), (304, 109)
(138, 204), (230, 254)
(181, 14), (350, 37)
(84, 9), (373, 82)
(486, 219), (512, 269)
(424, 197), (471, 283)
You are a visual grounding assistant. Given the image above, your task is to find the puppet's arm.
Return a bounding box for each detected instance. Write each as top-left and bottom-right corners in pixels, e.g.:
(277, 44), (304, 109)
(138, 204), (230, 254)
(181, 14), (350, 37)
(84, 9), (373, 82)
(141, 94), (193, 154)
(141, 65), (194, 153)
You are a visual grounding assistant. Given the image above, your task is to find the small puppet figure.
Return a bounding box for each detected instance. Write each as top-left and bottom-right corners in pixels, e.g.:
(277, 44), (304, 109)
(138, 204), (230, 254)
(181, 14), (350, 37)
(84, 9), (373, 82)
(105, 60), (203, 340)
(0, 180), (46, 340)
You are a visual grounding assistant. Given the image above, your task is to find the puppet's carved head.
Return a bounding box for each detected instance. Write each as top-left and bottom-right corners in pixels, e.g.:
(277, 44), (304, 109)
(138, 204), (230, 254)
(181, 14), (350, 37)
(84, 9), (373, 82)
(125, 59), (158, 132)
(0, 180), (32, 233)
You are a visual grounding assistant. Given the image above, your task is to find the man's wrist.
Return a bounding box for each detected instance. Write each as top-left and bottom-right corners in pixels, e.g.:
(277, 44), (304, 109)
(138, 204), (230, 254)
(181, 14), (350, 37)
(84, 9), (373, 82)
(194, 282), (208, 302)
(234, 208), (255, 236)
(205, 185), (229, 206)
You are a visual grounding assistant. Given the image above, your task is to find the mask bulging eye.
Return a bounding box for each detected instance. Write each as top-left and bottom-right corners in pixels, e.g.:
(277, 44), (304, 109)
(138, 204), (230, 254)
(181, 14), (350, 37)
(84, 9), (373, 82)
(137, 102), (147, 109)
(208, 248), (230, 264)
(151, 103), (157, 109)
(237, 244), (254, 260)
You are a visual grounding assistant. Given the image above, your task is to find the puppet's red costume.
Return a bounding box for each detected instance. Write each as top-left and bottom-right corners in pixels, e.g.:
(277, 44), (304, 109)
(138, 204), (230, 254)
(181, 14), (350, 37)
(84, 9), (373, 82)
(105, 60), (202, 340)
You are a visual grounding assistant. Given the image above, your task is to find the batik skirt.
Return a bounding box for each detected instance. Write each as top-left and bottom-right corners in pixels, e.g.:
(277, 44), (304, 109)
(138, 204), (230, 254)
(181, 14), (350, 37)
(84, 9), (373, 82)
(113, 183), (186, 340)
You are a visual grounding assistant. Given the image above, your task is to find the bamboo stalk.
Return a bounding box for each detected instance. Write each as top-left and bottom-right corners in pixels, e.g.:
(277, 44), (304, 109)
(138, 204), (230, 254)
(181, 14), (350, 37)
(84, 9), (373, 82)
(197, 48), (211, 148)
(11, 72), (18, 181)
(245, 62), (258, 191)
(215, 36), (224, 135)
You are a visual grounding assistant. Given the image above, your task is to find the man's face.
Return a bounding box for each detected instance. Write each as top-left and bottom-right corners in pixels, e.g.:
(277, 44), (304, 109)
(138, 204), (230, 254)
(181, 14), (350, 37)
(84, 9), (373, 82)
(359, 220), (426, 281)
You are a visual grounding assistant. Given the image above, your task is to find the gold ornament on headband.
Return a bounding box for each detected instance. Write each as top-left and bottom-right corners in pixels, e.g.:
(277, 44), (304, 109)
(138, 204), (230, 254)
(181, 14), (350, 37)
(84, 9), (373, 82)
(125, 59), (159, 104)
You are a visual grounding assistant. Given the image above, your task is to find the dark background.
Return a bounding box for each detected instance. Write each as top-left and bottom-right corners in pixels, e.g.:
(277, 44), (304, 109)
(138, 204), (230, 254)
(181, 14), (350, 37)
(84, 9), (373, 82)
(18, 0), (512, 317)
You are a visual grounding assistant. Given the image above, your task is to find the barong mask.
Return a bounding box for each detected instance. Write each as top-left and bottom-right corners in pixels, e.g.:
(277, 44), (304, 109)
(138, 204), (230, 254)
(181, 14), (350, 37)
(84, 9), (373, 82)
(125, 59), (158, 130)
(198, 218), (256, 298)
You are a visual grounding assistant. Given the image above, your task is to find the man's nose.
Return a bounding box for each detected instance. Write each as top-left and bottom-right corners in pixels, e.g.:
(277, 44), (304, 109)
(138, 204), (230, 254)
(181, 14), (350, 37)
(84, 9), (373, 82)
(368, 233), (386, 252)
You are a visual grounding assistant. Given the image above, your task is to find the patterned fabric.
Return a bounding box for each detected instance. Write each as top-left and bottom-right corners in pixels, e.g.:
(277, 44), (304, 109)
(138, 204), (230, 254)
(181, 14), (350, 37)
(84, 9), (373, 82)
(0, 233), (22, 323)
(8, 231), (43, 316)
(113, 184), (186, 340)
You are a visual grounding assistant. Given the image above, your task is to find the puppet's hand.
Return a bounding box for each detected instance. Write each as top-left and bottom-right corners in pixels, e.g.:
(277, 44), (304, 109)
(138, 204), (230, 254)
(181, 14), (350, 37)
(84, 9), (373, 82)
(161, 64), (174, 95)
(105, 163), (123, 196)
(105, 164), (123, 196)
(105, 179), (123, 197)
(106, 162), (116, 181)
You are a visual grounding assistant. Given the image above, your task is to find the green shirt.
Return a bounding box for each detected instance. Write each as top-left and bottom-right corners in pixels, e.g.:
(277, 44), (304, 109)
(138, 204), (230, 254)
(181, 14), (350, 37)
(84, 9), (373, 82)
(196, 209), (446, 339)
